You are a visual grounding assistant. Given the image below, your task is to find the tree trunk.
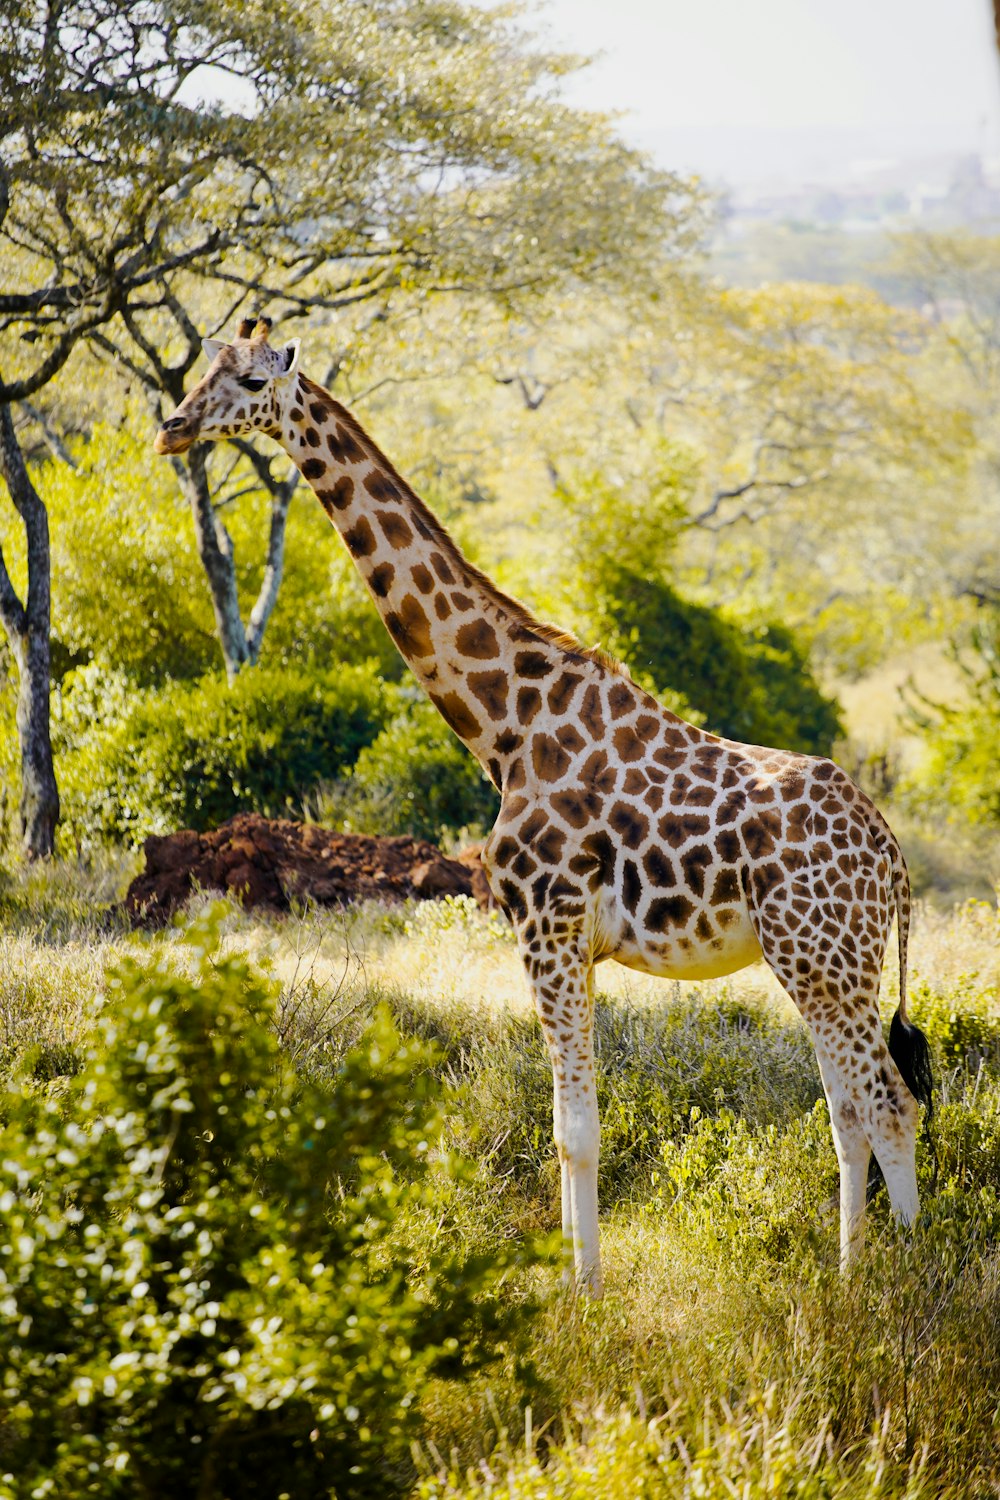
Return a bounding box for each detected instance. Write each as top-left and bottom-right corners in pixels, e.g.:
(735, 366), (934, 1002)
(181, 445), (250, 682)
(14, 619), (59, 855)
(0, 401), (59, 857)
(246, 481), (294, 663)
(179, 442), (300, 676)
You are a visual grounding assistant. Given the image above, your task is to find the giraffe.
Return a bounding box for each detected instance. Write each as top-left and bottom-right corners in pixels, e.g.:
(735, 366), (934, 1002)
(154, 317), (933, 1295)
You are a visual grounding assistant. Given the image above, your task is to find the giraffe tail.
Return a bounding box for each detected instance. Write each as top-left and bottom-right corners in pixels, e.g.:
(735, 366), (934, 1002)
(888, 852), (933, 1128)
(868, 852), (935, 1201)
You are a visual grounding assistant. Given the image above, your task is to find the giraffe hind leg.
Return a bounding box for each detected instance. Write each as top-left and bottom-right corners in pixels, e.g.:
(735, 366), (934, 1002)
(749, 880), (920, 1264)
(867, 1008), (934, 1201)
(803, 991), (920, 1262)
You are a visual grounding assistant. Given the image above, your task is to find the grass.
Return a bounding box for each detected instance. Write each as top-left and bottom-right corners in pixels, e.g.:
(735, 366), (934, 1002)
(1, 860), (999, 1497)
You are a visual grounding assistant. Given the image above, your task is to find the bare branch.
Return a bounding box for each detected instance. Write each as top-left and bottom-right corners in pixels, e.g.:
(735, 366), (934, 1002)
(17, 401), (79, 470)
(89, 331), (163, 395)
(493, 371), (559, 410)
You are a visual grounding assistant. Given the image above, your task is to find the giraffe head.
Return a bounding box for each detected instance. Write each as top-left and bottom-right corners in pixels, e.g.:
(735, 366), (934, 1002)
(153, 317), (301, 455)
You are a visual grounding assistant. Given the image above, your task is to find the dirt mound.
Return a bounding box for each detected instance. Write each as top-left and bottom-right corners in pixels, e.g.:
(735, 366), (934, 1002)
(124, 811), (491, 926)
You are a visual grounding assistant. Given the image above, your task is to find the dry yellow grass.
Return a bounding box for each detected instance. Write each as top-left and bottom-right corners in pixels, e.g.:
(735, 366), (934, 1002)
(835, 641), (967, 763)
(223, 883), (999, 1036)
(0, 863), (994, 1076)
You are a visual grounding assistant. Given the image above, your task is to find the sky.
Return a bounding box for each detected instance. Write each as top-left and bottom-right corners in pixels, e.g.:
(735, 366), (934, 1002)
(526, 0), (1000, 186)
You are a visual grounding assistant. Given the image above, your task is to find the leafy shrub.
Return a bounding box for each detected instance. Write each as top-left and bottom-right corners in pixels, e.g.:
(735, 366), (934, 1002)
(34, 423), (224, 685)
(653, 1102), (839, 1273)
(25, 420), (404, 688)
(0, 914), (532, 1499)
(54, 662), (391, 846)
(592, 562), (843, 753)
(909, 975), (1000, 1073)
(353, 990), (823, 1212)
(328, 698), (500, 843)
(907, 607), (1000, 826)
(935, 1081), (1000, 1196)
(262, 528), (406, 682)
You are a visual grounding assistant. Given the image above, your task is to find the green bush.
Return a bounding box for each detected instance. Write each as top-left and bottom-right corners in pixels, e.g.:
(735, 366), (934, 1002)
(344, 989), (823, 1213)
(331, 698), (500, 843)
(0, 914), (532, 1499)
(262, 530), (406, 682)
(653, 1101), (839, 1274)
(54, 662), (391, 846)
(909, 975), (1000, 1072)
(592, 563), (843, 753)
(26, 420), (405, 687)
(907, 607), (1000, 826)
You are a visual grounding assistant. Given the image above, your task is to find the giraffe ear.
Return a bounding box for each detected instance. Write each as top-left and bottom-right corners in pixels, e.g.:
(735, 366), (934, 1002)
(202, 338), (226, 364)
(277, 339), (301, 380)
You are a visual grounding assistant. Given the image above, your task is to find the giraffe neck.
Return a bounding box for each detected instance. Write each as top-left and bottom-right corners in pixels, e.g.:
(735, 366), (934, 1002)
(277, 374), (610, 788)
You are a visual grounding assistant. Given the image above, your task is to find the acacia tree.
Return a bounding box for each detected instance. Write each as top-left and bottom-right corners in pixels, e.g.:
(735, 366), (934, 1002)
(889, 233), (1000, 603)
(0, 404), (57, 852)
(0, 0), (700, 850)
(442, 276), (969, 661)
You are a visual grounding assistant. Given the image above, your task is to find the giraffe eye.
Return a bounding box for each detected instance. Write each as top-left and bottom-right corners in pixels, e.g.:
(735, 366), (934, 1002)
(239, 376), (268, 393)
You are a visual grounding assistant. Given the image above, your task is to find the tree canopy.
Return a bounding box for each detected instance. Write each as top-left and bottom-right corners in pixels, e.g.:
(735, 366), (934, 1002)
(0, 0), (705, 846)
(0, 0), (701, 401)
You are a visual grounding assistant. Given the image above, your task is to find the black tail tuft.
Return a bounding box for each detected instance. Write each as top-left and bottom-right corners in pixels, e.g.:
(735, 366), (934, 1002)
(867, 1008), (935, 1202)
(889, 1008), (935, 1124)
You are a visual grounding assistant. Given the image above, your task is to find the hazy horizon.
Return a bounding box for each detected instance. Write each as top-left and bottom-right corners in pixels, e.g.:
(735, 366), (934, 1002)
(531, 0), (1000, 188)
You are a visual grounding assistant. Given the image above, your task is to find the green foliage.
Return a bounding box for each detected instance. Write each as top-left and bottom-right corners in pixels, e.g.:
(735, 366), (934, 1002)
(333, 698), (500, 843)
(19, 423), (403, 688)
(908, 973), (1000, 1071)
(536, 463), (842, 753)
(260, 520), (405, 682)
(53, 662), (390, 846)
(593, 997), (821, 1201)
(653, 1101), (838, 1273)
(0, 914), (532, 1498)
(2, 0), (698, 397)
(910, 608), (1000, 825)
(592, 561), (843, 752)
(36, 425), (221, 684)
(317, 988), (823, 1216)
(935, 1079), (1000, 1197)
(556, 452), (696, 588)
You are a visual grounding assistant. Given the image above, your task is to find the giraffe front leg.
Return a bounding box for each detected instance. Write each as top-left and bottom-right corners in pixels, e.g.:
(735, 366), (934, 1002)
(835, 1115), (871, 1269)
(556, 1066), (601, 1294)
(515, 924), (602, 1296)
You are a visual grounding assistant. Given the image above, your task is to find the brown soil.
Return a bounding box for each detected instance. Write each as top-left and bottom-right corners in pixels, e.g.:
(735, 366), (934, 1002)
(124, 812), (491, 926)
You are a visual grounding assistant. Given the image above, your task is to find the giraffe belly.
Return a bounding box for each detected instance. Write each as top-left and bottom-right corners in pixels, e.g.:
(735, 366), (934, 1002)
(610, 907), (764, 982)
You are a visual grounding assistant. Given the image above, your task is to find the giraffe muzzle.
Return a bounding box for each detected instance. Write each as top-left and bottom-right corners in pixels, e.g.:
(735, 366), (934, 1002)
(153, 416), (195, 455)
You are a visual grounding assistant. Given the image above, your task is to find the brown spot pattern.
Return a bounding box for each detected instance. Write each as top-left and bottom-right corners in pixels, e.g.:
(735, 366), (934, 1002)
(178, 353), (922, 1282)
(377, 510), (413, 549)
(456, 619), (500, 659)
(429, 691), (482, 741)
(385, 593), (433, 657)
(468, 670), (508, 721)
